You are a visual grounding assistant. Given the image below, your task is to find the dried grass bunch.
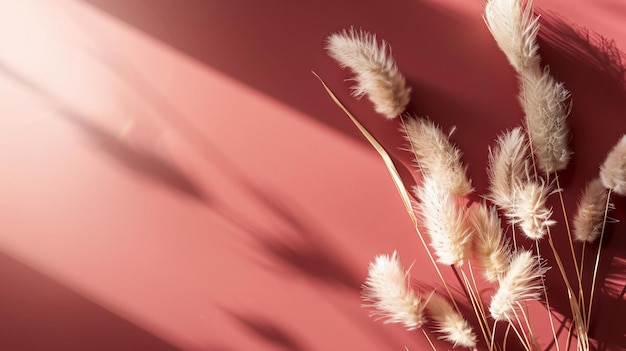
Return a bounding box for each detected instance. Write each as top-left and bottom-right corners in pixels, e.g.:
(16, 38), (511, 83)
(317, 0), (623, 350)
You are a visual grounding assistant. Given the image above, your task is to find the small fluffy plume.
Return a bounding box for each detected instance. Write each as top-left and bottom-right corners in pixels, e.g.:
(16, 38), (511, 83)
(404, 118), (473, 196)
(487, 127), (531, 210)
(362, 252), (426, 330)
(520, 67), (571, 173)
(425, 293), (477, 348)
(574, 178), (612, 243)
(468, 203), (511, 282)
(600, 135), (626, 195)
(489, 250), (548, 321)
(484, 0), (541, 73)
(506, 181), (556, 240)
(413, 178), (473, 266)
(326, 27), (411, 119)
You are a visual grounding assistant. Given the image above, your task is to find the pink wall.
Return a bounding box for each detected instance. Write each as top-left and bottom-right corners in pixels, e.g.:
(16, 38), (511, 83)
(0, 0), (625, 350)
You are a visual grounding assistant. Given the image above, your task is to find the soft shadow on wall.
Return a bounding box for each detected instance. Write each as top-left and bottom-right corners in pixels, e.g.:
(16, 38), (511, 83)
(78, 0), (496, 181)
(0, 250), (182, 351)
(75, 0), (626, 350)
(0, 57), (421, 350)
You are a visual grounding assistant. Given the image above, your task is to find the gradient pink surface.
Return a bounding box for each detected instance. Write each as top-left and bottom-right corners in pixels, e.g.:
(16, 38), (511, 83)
(0, 0), (625, 350)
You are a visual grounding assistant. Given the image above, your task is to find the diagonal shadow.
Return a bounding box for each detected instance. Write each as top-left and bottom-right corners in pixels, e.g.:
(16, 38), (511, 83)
(222, 309), (308, 351)
(0, 42), (411, 349)
(74, 45), (425, 350)
(61, 109), (209, 203)
(76, 0), (476, 171)
(0, 249), (183, 351)
(22, 2), (626, 348)
(0, 62), (208, 205)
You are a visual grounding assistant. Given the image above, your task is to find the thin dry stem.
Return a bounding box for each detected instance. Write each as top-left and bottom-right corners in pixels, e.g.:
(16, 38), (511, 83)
(555, 173), (586, 327)
(516, 301), (539, 351)
(545, 227), (589, 351)
(535, 241), (560, 351)
(313, 71), (463, 313)
(504, 323), (512, 351)
(587, 188), (613, 331)
(508, 311), (532, 351)
(459, 268), (492, 351)
(422, 329), (438, 351)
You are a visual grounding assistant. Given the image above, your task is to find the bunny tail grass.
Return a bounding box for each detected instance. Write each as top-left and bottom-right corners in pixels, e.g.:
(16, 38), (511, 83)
(326, 27), (411, 119)
(574, 178), (612, 243)
(414, 178), (473, 267)
(487, 126), (531, 210)
(362, 252), (426, 330)
(489, 250), (548, 321)
(484, 0), (541, 73)
(600, 135), (626, 195)
(520, 67), (571, 174)
(506, 180), (556, 240)
(426, 293), (477, 348)
(404, 117), (474, 196)
(469, 202), (512, 282)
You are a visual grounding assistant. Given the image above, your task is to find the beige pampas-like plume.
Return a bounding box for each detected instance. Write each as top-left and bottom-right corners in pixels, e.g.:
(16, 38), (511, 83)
(600, 135), (626, 195)
(326, 27), (411, 119)
(362, 252), (426, 330)
(487, 127), (531, 210)
(413, 178), (473, 266)
(484, 0), (572, 173)
(489, 250), (548, 321)
(484, 0), (540, 73)
(469, 203), (511, 282)
(520, 67), (571, 173)
(404, 117), (473, 196)
(574, 178), (612, 243)
(425, 293), (477, 348)
(507, 181), (556, 240)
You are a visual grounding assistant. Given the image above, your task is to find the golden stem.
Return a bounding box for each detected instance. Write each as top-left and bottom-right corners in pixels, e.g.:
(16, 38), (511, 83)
(313, 71), (463, 313)
(535, 241), (560, 351)
(459, 267), (493, 351)
(546, 227), (589, 351)
(422, 329), (438, 351)
(516, 302), (539, 350)
(504, 323), (512, 351)
(508, 311), (532, 351)
(587, 188), (613, 331)
(555, 172), (586, 324)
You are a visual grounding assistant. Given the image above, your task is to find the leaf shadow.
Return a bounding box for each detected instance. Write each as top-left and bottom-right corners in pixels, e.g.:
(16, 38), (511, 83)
(0, 62), (209, 205)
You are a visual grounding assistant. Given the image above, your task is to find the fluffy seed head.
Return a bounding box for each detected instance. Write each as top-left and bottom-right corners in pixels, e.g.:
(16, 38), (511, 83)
(425, 293), (477, 348)
(489, 250), (548, 321)
(487, 127), (531, 210)
(520, 67), (571, 174)
(362, 252), (425, 330)
(413, 178), (473, 266)
(600, 135), (626, 195)
(506, 181), (556, 240)
(484, 0), (541, 73)
(574, 178), (612, 243)
(404, 118), (473, 196)
(468, 203), (512, 282)
(326, 27), (411, 119)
